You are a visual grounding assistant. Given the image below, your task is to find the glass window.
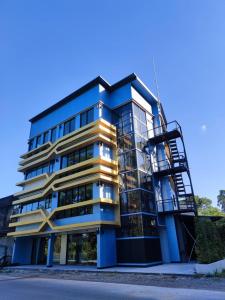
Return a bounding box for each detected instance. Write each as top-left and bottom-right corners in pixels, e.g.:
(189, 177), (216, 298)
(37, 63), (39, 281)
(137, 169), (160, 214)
(73, 187), (79, 203)
(103, 184), (112, 199)
(120, 190), (141, 213)
(79, 186), (86, 201)
(61, 156), (68, 169)
(80, 108), (94, 127)
(59, 191), (66, 207)
(45, 196), (52, 209)
(64, 120), (70, 136)
(118, 134), (135, 152)
(36, 166), (42, 176)
(42, 164), (49, 174)
(119, 215), (143, 237)
(38, 200), (45, 209)
(51, 127), (57, 143)
(36, 135), (42, 147)
(63, 118), (75, 136)
(70, 117), (75, 132)
(86, 184), (93, 200)
(80, 111), (86, 127)
(74, 151), (80, 164)
(136, 151), (148, 171)
(79, 148), (86, 162)
(49, 160), (54, 173)
(32, 201), (38, 210)
(43, 131), (49, 144)
(87, 108), (94, 124)
(119, 150), (137, 172)
(142, 215), (158, 236)
(86, 145), (93, 160)
(120, 190), (155, 214)
(139, 171), (152, 191)
(120, 170), (139, 191)
(68, 153), (75, 166)
(66, 190), (73, 205)
(28, 139), (35, 151)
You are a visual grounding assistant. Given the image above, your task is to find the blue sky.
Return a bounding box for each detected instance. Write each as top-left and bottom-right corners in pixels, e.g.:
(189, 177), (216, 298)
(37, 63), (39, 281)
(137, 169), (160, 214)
(0, 0), (225, 205)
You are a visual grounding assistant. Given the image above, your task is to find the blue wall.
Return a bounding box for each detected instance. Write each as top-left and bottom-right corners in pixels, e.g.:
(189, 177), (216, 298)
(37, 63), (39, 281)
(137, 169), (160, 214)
(30, 85), (101, 137)
(97, 228), (116, 268)
(12, 237), (33, 264)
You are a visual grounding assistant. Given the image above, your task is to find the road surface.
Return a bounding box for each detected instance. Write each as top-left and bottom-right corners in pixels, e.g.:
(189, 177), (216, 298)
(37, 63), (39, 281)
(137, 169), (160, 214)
(0, 275), (224, 300)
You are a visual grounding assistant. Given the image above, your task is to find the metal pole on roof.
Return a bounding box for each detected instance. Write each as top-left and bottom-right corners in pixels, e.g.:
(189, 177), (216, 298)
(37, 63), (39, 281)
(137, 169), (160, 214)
(153, 57), (161, 107)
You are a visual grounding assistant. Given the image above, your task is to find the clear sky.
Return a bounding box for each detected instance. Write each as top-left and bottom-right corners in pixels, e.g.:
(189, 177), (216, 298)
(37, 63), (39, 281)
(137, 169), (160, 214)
(0, 0), (225, 205)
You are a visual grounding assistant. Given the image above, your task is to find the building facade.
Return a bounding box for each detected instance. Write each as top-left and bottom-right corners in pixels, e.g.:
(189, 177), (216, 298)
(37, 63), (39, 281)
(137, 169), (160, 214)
(9, 74), (196, 267)
(0, 195), (14, 263)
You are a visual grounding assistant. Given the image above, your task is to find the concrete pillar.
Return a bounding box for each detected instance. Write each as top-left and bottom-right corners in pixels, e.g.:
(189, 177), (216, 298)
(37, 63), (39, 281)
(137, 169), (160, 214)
(35, 238), (41, 264)
(159, 227), (171, 263)
(165, 215), (180, 262)
(97, 228), (116, 268)
(46, 234), (55, 267)
(59, 234), (67, 265)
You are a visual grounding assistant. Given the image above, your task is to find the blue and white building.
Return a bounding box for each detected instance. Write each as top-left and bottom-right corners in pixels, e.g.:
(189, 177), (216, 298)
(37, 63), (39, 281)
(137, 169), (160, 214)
(9, 74), (196, 267)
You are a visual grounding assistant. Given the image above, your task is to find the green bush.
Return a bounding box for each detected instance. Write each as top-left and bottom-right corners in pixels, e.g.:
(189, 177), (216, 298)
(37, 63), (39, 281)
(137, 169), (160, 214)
(215, 218), (225, 250)
(195, 217), (225, 264)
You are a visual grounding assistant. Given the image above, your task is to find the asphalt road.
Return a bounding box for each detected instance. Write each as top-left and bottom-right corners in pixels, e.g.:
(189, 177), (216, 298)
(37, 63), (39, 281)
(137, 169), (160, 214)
(0, 275), (225, 300)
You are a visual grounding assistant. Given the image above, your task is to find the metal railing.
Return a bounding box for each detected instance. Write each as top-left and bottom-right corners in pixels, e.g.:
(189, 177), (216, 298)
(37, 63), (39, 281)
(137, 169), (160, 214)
(148, 121), (182, 139)
(152, 157), (187, 173)
(157, 196), (195, 213)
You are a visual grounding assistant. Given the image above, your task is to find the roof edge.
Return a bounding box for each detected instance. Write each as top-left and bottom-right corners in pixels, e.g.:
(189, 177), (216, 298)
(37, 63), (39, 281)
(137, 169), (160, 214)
(29, 73), (138, 123)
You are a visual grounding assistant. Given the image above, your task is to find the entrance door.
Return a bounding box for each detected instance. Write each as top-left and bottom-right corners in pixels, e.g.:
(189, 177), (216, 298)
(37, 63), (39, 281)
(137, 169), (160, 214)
(38, 237), (48, 264)
(67, 233), (96, 265)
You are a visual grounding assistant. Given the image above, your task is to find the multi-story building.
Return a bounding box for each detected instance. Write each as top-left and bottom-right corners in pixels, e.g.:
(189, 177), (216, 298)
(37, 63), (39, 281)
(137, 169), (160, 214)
(0, 195), (14, 264)
(8, 74), (196, 268)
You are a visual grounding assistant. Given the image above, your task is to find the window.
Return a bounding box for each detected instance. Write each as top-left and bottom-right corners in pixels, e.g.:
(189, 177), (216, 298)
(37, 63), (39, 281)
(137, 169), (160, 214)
(25, 160), (54, 180)
(55, 205), (93, 220)
(103, 183), (113, 199)
(79, 148), (86, 162)
(86, 145), (93, 159)
(118, 214), (158, 237)
(120, 190), (155, 214)
(51, 127), (57, 143)
(63, 118), (75, 136)
(119, 150), (136, 172)
(80, 108), (94, 127)
(139, 171), (152, 191)
(86, 184), (92, 200)
(43, 131), (49, 144)
(28, 139), (35, 151)
(119, 170), (139, 192)
(36, 135), (42, 147)
(58, 184), (93, 207)
(119, 215), (143, 237)
(102, 144), (111, 159)
(60, 145), (94, 169)
(17, 195), (52, 214)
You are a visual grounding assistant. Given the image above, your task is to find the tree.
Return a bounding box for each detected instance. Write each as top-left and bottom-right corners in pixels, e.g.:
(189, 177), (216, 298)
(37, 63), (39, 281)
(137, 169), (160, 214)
(195, 218), (225, 263)
(217, 190), (225, 213)
(195, 195), (225, 216)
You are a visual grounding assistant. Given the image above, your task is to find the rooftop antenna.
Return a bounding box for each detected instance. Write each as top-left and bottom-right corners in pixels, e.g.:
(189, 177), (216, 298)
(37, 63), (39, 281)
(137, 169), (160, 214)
(152, 57), (161, 112)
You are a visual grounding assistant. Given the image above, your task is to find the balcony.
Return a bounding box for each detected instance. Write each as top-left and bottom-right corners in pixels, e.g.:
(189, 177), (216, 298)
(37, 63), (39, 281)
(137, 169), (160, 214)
(153, 156), (187, 178)
(148, 121), (182, 145)
(157, 195), (195, 214)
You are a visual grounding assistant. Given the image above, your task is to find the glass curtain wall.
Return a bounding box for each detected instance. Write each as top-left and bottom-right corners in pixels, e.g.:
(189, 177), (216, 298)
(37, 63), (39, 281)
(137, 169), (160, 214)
(113, 102), (157, 238)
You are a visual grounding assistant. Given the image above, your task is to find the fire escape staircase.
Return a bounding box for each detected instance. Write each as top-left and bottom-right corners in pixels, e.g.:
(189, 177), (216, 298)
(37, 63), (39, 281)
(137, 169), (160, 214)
(145, 121), (196, 214)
